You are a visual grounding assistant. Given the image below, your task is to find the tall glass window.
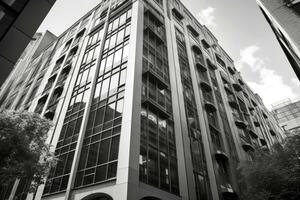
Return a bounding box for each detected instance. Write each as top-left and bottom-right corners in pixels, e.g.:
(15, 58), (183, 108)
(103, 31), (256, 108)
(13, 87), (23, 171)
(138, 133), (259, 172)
(140, 9), (179, 195)
(43, 26), (104, 196)
(74, 7), (132, 188)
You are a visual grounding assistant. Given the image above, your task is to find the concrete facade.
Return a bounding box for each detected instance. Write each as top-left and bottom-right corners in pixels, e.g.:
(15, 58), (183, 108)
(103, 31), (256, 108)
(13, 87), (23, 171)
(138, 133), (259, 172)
(0, 0), (285, 200)
(272, 99), (300, 135)
(257, 0), (300, 80)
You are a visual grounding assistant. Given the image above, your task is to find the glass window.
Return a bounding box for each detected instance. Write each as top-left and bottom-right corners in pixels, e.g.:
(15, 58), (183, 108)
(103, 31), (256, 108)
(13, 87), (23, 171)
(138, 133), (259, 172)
(113, 49), (122, 67)
(110, 136), (120, 161)
(98, 139), (110, 164)
(115, 99), (124, 117)
(100, 78), (109, 100)
(109, 72), (119, 94)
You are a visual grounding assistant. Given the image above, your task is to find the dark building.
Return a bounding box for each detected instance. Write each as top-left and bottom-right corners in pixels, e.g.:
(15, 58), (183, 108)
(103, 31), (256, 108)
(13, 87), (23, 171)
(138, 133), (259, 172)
(0, 0), (285, 200)
(257, 0), (300, 80)
(0, 0), (56, 86)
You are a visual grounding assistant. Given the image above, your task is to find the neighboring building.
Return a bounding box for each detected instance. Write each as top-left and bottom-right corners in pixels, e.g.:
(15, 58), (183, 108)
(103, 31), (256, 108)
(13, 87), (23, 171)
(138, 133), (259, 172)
(0, 0), (56, 86)
(272, 99), (300, 135)
(256, 0), (300, 80)
(0, 0), (285, 200)
(0, 31), (57, 107)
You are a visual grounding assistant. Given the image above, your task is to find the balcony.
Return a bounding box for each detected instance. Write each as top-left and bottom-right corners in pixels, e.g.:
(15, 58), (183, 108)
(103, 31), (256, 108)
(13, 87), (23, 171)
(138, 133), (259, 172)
(144, 23), (164, 44)
(62, 64), (71, 75)
(254, 120), (260, 127)
(172, 7), (184, 20)
(142, 65), (168, 89)
(53, 85), (64, 97)
(228, 96), (239, 109)
(215, 150), (229, 161)
(238, 78), (244, 86)
(242, 142), (255, 152)
(251, 99), (258, 107)
(72, 29), (85, 46)
(194, 54), (205, 67)
(205, 101), (217, 112)
(201, 39), (210, 49)
(232, 83), (242, 92)
(142, 97), (170, 119)
(248, 128), (258, 139)
(192, 45), (202, 55)
(200, 81), (212, 92)
(187, 24), (199, 37)
(223, 83), (232, 93)
(262, 112), (268, 119)
(196, 62), (207, 72)
(232, 113), (247, 129)
(270, 129), (276, 136)
(222, 186), (238, 200)
(248, 106), (255, 112)
(227, 66), (235, 75)
(207, 59), (217, 70)
(198, 69), (209, 83)
(44, 105), (56, 120)
(260, 138), (267, 146)
(145, 9), (164, 25)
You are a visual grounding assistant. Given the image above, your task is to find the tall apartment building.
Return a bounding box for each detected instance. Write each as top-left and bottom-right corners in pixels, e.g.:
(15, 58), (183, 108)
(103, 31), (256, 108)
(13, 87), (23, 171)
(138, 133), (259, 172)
(0, 0), (285, 200)
(256, 0), (300, 80)
(0, 0), (56, 86)
(272, 99), (300, 135)
(0, 31), (57, 107)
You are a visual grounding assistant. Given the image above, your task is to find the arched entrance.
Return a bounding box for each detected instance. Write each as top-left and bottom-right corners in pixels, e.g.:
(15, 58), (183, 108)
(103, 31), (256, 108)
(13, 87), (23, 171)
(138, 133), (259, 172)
(141, 197), (162, 200)
(81, 193), (113, 200)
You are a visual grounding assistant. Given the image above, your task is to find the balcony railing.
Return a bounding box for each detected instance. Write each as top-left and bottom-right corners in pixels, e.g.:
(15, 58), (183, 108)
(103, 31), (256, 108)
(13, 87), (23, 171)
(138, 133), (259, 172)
(233, 112), (247, 129)
(142, 60), (169, 88)
(228, 95), (238, 109)
(144, 23), (164, 43)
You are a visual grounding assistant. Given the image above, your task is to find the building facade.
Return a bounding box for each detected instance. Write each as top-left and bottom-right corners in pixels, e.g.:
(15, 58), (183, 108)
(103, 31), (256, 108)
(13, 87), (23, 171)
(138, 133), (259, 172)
(256, 0), (300, 80)
(272, 99), (300, 135)
(0, 0), (285, 200)
(0, 0), (56, 86)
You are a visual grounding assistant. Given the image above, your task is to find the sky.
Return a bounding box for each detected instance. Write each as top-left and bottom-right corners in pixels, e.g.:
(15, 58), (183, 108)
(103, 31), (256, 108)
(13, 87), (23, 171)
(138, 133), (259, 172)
(37, 0), (300, 109)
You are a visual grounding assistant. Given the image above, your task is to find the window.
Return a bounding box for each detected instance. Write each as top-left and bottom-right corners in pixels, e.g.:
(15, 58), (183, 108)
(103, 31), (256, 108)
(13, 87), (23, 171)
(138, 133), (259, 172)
(74, 7), (132, 188)
(139, 11), (179, 194)
(44, 27), (104, 196)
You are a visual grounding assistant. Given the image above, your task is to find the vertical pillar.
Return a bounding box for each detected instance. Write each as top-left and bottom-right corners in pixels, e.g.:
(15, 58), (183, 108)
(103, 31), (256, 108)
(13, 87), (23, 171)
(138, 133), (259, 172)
(116, 1), (143, 199)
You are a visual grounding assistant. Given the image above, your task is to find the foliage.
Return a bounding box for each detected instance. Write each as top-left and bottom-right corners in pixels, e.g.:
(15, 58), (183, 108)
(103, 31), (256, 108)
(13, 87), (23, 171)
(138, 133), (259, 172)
(0, 110), (56, 191)
(238, 133), (300, 200)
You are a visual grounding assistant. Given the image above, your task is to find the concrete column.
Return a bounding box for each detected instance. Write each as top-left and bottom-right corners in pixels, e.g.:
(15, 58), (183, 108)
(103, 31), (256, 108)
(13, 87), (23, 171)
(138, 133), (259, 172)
(116, 1), (143, 199)
(183, 27), (219, 200)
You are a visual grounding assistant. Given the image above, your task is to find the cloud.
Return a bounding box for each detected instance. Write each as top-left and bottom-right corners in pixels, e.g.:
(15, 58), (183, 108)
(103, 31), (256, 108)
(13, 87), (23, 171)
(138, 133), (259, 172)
(198, 7), (216, 27)
(291, 78), (300, 87)
(236, 45), (264, 71)
(237, 45), (297, 109)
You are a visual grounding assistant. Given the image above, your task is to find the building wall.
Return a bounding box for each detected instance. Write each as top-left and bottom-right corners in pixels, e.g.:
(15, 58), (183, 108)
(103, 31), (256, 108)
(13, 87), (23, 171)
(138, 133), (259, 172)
(0, 0), (285, 200)
(272, 99), (300, 135)
(0, 0), (56, 87)
(257, 0), (300, 79)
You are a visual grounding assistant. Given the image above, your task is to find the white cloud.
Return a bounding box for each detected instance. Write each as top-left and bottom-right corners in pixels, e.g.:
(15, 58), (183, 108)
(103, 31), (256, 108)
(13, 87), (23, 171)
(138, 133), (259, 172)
(198, 7), (216, 27)
(236, 45), (264, 71)
(238, 45), (297, 109)
(291, 78), (300, 87)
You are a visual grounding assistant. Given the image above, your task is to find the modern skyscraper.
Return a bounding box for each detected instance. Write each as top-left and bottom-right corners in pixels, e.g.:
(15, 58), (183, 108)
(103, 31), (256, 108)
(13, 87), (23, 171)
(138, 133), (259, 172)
(256, 0), (300, 80)
(272, 99), (300, 135)
(0, 0), (285, 200)
(0, 0), (56, 86)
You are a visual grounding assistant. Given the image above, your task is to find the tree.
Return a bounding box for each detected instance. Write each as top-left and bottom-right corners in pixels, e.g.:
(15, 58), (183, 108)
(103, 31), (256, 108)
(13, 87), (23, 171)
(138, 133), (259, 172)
(0, 110), (56, 191)
(238, 133), (300, 200)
